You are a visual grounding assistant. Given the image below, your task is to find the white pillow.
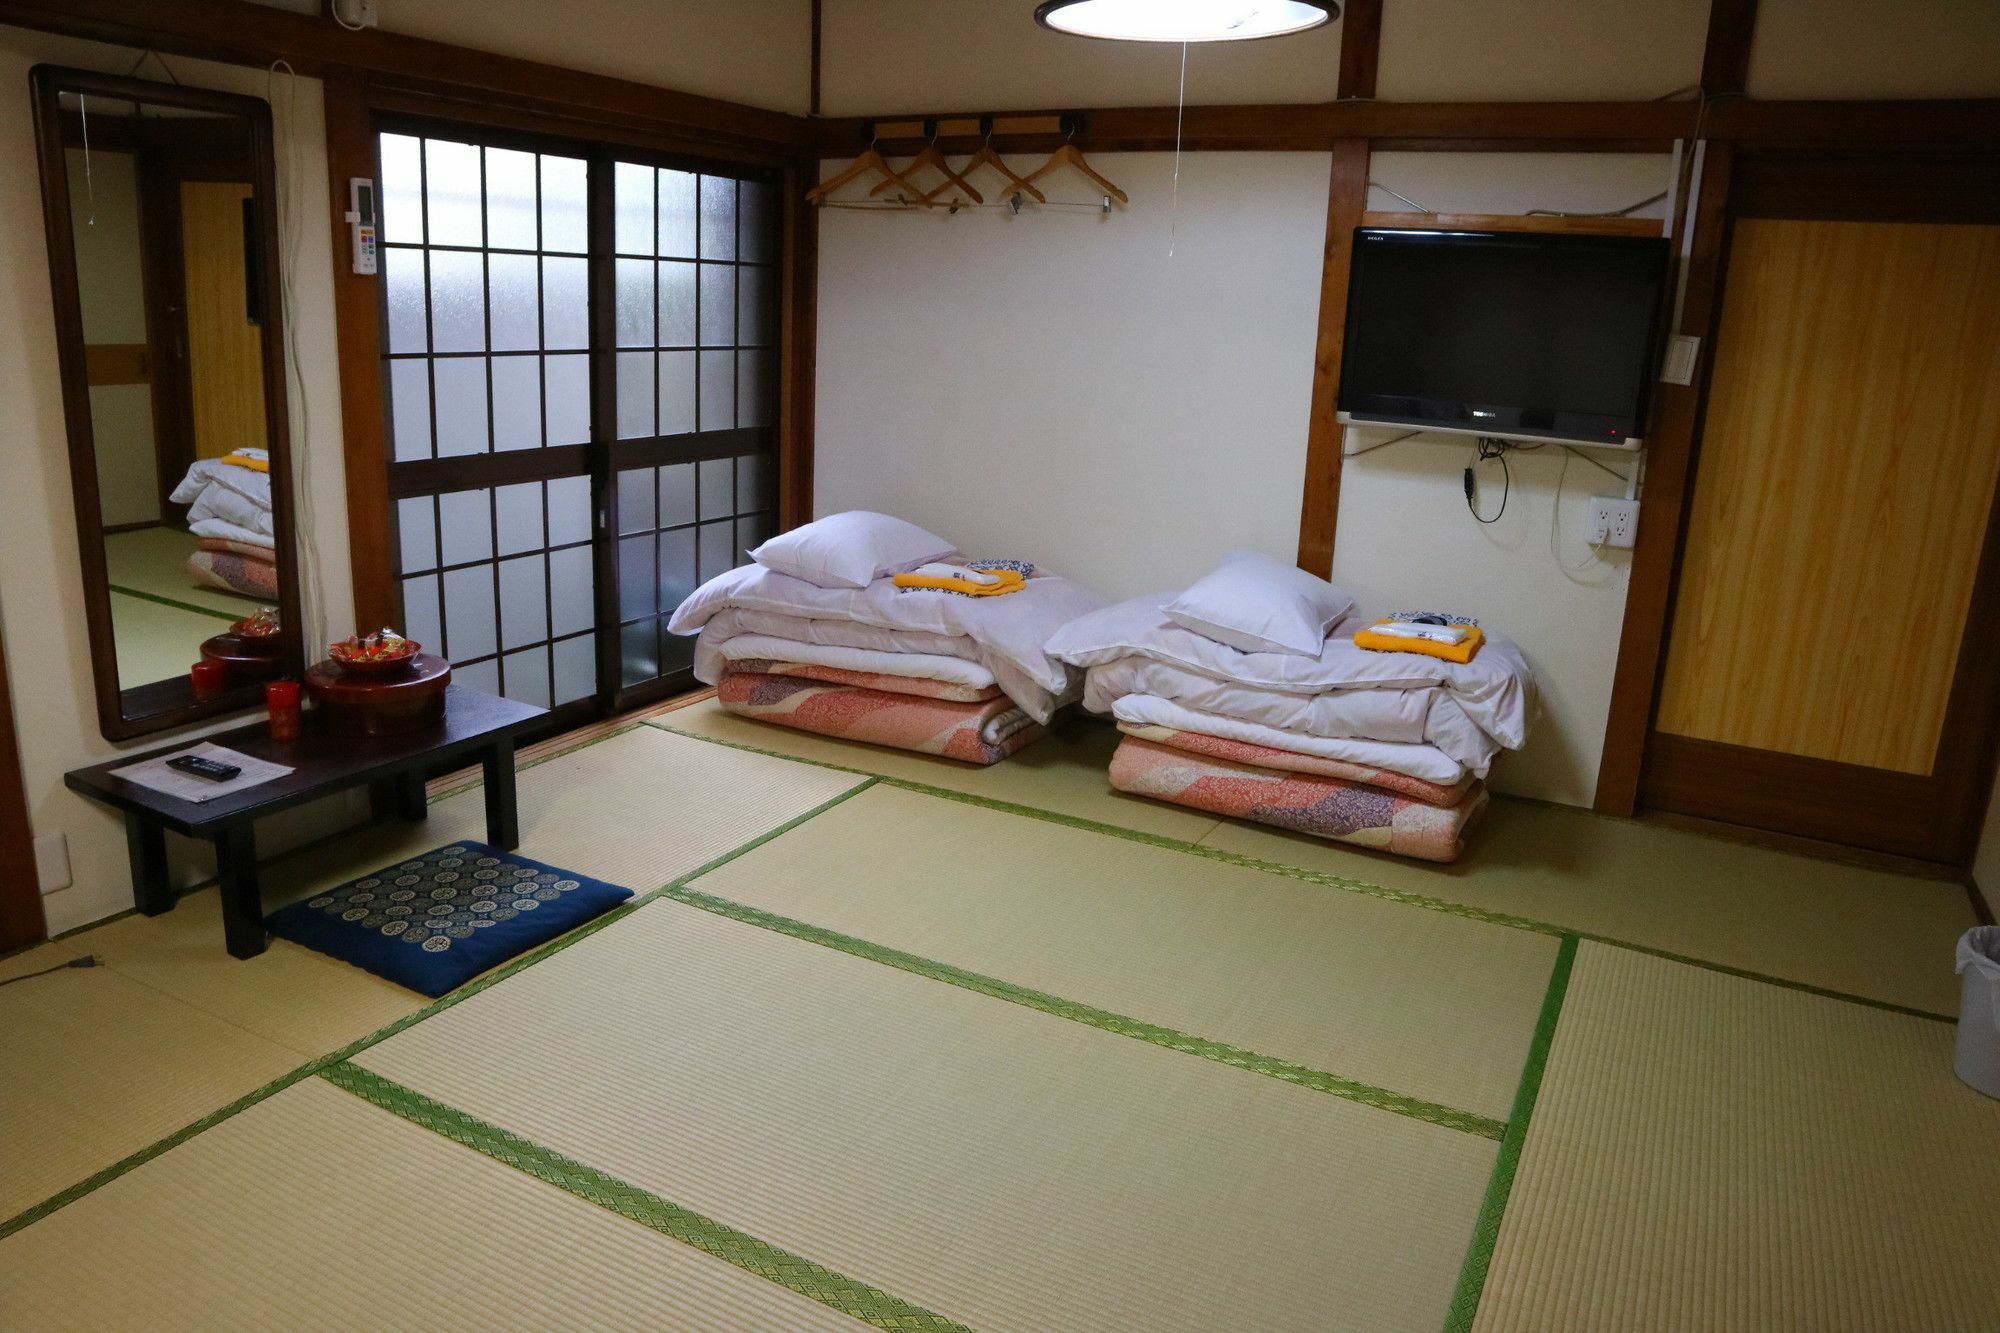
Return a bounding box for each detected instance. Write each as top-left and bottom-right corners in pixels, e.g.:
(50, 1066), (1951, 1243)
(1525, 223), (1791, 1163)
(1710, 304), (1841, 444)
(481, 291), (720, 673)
(1162, 550), (1355, 657)
(748, 511), (955, 590)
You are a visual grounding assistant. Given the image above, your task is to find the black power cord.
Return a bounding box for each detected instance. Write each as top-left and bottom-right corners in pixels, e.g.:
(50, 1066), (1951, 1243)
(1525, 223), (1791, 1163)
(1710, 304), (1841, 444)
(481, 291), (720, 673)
(1464, 436), (1515, 524)
(0, 955), (102, 988)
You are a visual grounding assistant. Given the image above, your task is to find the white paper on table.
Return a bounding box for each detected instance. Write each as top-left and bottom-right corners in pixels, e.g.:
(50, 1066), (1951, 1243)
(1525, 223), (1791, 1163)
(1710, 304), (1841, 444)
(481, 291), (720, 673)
(109, 743), (295, 804)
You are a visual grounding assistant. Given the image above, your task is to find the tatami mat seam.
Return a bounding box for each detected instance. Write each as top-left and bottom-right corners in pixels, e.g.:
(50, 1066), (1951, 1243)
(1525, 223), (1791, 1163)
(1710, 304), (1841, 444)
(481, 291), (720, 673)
(0, 779), (878, 1241)
(1443, 934), (1579, 1333)
(318, 1061), (969, 1331)
(108, 584), (242, 623)
(653, 722), (1957, 1024)
(663, 884), (1509, 1140)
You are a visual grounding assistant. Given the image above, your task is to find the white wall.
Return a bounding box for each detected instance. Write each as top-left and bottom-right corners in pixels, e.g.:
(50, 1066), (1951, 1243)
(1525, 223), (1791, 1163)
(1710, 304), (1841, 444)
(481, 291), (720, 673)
(815, 152), (1327, 598)
(819, 0), (1342, 115)
(66, 148), (161, 528)
(0, 26), (360, 933)
(1377, 0), (1709, 101)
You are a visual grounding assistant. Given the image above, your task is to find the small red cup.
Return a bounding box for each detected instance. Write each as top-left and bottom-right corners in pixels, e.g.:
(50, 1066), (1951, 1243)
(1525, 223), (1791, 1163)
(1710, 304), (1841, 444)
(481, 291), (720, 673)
(190, 659), (228, 700)
(266, 679), (302, 742)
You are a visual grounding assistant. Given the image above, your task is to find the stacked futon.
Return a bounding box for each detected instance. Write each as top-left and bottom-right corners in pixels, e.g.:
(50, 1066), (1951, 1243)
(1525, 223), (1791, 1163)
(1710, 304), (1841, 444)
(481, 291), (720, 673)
(1047, 551), (1535, 862)
(669, 511), (1105, 764)
(170, 449), (278, 600)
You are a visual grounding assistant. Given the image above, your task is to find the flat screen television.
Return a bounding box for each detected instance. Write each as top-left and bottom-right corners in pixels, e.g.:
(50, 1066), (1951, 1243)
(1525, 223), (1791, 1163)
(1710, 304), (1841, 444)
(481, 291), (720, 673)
(1337, 228), (1672, 449)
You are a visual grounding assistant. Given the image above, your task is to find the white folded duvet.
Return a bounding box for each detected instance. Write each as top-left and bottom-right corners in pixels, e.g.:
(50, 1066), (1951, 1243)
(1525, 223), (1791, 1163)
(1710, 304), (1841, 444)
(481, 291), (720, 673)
(1112, 695), (1470, 785)
(670, 559), (1106, 724)
(697, 632), (1001, 690)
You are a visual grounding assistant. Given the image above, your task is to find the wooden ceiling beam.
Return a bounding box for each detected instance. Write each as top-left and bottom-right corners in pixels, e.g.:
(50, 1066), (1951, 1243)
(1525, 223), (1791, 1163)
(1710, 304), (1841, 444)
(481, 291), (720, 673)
(0, 0), (811, 149)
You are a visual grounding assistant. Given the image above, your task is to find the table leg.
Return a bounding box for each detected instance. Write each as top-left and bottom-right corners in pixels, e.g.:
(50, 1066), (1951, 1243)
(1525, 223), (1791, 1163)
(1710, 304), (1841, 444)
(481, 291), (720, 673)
(482, 737), (519, 851)
(124, 812), (175, 916)
(214, 823), (267, 959)
(370, 772), (429, 822)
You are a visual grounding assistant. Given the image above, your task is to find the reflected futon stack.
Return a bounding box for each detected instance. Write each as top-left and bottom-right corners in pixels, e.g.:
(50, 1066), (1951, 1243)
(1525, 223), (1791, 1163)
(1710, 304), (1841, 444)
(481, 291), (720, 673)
(172, 449), (278, 601)
(669, 512), (1104, 765)
(1048, 552), (1536, 862)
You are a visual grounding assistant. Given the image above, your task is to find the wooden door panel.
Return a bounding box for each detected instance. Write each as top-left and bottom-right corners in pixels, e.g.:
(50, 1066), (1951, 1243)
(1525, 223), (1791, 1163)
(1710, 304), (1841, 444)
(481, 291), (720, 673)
(1655, 219), (2000, 775)
(179, 180), (267, 459)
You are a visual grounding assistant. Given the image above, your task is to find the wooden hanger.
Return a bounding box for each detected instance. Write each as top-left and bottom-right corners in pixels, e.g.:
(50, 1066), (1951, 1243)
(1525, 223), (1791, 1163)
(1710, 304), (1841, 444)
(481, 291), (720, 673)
(954, 119), (1046, 204)
(871, 122), (984, 206)
(805, 142), (926, 205)
(1015, 124), (1129, 205)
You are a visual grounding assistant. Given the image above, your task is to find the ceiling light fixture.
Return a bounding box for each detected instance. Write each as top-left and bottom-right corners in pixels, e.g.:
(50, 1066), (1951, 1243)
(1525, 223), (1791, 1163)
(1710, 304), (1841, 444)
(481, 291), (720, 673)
(1034, 0), (1337, 43)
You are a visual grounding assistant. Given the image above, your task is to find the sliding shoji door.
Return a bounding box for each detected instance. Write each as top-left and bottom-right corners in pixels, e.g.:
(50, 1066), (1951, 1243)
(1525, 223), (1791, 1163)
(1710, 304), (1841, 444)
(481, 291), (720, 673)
(374, 120), (779, 722)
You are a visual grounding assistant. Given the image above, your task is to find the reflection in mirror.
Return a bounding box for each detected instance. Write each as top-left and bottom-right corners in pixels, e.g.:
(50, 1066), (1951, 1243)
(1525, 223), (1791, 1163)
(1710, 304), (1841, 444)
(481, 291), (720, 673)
(33, 68), (300, 739)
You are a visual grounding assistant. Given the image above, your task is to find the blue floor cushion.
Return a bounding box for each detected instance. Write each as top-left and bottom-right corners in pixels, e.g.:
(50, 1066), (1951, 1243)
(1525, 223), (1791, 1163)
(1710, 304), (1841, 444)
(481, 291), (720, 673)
(267, 842), (633, 997)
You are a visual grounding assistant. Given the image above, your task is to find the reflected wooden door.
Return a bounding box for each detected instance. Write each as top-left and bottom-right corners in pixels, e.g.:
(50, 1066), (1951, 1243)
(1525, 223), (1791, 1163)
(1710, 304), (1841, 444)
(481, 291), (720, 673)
(1643, 154), (2000, 863)
(178, 181), (267, 458)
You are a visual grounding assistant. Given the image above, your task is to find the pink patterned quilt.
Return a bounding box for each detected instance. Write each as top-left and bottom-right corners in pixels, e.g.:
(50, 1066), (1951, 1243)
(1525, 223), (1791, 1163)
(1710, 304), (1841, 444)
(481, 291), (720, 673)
(724, 657), (1003, 704)
(1109, 736), (1487, 863)
(1116, 722), (1474, 808)
(717, 672), (1045, 766)
(186, 549), (277, 601)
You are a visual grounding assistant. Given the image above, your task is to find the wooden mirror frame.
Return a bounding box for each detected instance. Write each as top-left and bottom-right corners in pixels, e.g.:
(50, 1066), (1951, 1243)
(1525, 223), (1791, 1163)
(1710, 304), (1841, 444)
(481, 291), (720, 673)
(28, 66), (304, 741)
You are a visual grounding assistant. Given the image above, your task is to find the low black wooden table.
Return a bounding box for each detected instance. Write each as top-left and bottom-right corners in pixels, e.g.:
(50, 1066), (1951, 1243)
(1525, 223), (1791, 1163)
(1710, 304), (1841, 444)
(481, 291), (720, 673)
(66, 686), (547, 959)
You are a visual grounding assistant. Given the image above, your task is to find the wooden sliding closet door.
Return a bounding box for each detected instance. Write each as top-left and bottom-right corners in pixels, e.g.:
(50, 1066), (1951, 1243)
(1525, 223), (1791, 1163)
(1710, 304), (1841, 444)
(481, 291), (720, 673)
(1643, 153), (2000, 863)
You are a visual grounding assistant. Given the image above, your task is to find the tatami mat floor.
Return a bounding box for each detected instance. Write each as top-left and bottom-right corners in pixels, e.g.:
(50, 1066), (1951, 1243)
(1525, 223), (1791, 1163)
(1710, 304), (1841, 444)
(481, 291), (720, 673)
(3, 700), (1994, 1330)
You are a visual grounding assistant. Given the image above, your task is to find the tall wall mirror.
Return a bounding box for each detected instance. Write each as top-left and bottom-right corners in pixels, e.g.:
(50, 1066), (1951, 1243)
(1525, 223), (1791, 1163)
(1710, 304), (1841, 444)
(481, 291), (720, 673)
(30, 67), (302, 741)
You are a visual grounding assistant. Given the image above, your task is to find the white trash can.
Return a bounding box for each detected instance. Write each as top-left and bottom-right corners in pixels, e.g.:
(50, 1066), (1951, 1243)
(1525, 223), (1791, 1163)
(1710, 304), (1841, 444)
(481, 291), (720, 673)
(1956, 925), (2000, 1099)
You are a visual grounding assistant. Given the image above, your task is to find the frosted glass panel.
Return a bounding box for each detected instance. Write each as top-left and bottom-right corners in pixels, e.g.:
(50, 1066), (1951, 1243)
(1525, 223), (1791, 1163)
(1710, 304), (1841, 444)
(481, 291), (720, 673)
(658, 351), (697, 436)
(388, 357), (431, 462)
(615, 259), (653, 348)
(541, 155), (587, 254)
(698, 458), (733, 519)
(618, 467), (655, 535)
(736, 513), (773, 562)
(697, 520), (735, 581)
(660, 526), (698, 612)
(549, 546), (595, 636)
(502, 649), (551, 709)
(498, 553), (549, 650)
(494, 482), (544, 556)
(698, 264), (734, 346)
(486, 253), (538, 352)
(616, 351), (653, 439)
(699, 351), (733, 431)
(739, 265), (772, 345)
(542, 257), (588, 350)
(544, 354), (589, 446)
(484, 147), (538, 251)
(455, 659), (500, 696)
(698, 175), (736, 260)
(401, 573), (442, 650)
(620, 619), (658, 688)
(657, 262), (697, 346)
(398, 496), (436, 572)
(738, 180), (774, 263)
(427, 249), (486, 354)
(383, 247), (428, 353)
(737, 350), (771, 428)
(658, 170), (698, 258)
(618, 536), (654, 621)
(379, 133), (424, 244)
(736, 452), (769, 513)
(615, 161), (653, 255)
(662, 627), (696, 677)
(552, 633), (595, 704)
(424, 138), (483, 247)
(442, 564), (497, 661)
(547, 474), (592, 547)
(659, 462), (696, 527)
(490, 357), (540, 452)
(431, 358), (488, 457)
(438, 488), (493, 566)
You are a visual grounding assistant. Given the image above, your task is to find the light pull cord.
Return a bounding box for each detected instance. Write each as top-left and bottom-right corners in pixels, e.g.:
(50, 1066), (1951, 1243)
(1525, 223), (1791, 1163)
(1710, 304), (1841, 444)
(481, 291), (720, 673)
(1169, 39), (1187, 257)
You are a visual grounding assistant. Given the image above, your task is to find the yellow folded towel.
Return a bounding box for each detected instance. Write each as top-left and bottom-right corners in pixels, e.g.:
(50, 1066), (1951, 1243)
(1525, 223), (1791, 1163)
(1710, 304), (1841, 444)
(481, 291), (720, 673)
(1353, 620), (1485, 664)
(892, 567), (1026, 597)
(222, 451), (270, 474)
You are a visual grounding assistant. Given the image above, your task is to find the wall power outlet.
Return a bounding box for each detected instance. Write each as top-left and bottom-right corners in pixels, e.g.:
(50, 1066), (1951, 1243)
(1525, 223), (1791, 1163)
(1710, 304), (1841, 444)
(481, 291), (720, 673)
(1584, 496), (1640, 549)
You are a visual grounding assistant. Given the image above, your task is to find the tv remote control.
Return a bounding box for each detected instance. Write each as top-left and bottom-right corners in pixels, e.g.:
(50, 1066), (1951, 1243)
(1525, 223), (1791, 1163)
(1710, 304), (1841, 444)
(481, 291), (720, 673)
(167, 754), (241, 782)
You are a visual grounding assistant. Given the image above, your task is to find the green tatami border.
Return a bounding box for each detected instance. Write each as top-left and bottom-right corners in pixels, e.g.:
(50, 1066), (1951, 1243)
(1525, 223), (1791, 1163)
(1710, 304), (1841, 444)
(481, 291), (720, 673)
(1444, 934), (1578, 1333)
(108, 582), (245, 622)
(652, 721), (1958, 1024)
(319, 1061), (968, 1331)
(0, 777), (878, 1241)
(662, 884), (1507, 1140)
